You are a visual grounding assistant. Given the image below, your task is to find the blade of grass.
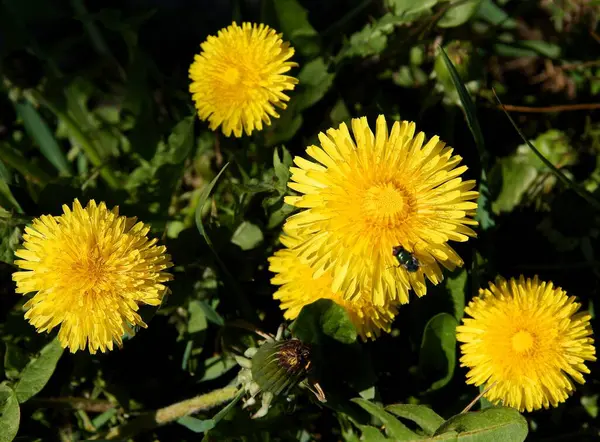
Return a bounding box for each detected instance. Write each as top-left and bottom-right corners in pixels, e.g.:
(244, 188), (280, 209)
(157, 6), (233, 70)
(438, 46), (487, 164)
(14, 99), (72, 176)
(438, 46), (494, 230)
(495, 90), (600, 211)
(194, 163), (256, 322)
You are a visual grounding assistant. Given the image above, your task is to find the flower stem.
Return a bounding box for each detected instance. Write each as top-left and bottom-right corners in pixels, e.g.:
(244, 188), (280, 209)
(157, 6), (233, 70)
(97, 386), (239, 440)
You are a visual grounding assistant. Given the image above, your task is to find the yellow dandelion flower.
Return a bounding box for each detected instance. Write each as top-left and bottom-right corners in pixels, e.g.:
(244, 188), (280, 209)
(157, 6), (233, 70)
(283, 115), (478, 306)
(268, 233), (398, 340)
(189, 21), (298, 137)
(12, 199), (173, 354)
(456, 276), (596, 412)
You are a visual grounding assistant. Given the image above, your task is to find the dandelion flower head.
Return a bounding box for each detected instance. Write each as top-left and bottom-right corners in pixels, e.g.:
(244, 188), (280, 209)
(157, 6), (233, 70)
(268, 233), (398, 340)
(12, 199), (173, 354)
(283, 115), (478, 306)
(457, 276), (596, 412)
(189, 21), (298, 137)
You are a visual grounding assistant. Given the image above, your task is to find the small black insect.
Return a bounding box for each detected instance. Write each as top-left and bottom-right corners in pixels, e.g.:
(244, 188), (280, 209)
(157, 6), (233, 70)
(392, 246), (420, 272)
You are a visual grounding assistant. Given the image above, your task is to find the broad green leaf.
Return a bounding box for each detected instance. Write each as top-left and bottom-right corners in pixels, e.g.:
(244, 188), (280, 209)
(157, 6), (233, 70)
(446, 269), (467, 320)
(177, 415), (217, 433)
(14, 338), (64, 403)
(342, 14), (415, 59)
(231, 221), (264, 251)
(273, 0), (320, 57)
(352, 398), (420, 440)
(496, 93), (600, 211)
(291, 299), (357, 345)
(14, 99), (71, 175)
(438, 0), (482, 28)
(188, 300), (209, 334)
(518, 40), (561, 59)
(386, 404), (445, 435)
(434, 407), (528, 442)
(386, 0), (438, 16)
(0, 384), (19, 442)
(166, 116), (195, 164)
(358, 425), (389, 442)
(475, 0), (516, 29)
(419, 313), (458, 391)
(198, 301), (224, 327)
(199, 355), (238, 383)
(198, 354), (237, 382)
(491, 130), (576, 214)
(296, 58), (335, 111)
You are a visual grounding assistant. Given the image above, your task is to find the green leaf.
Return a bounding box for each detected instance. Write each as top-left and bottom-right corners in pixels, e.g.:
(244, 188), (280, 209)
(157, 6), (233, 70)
(352, 398), (421, 440)
(0, 384), (19, 442)
(386, 0), (438, 16)
(14, 338), (64, 403)
(434, 407), (528, 441)
(291, 299), (357, 345)
(3, 343), (28, 381)
(188, 300), (209, 334)
(342, 14), (415, 59)
(419, 313), (458, 391)
(358, 425), (390, 442)
(0, 143), (52, 186)
(496, 93), (600, 211)
(438, 0), (482, 28)
(177, 415), (216, 433)
(446, 269), (467, 320)
(0, 160), (21, 213)
(199, 355), (238, 383)
(194, 163), (255, 321)
(91, 408), (118, 430)
(475, 0), (516, 29)
(178, 390), (243, 434)
(166, 116), (195, 164)
(386, 404), (445, 435)
(439, 46), (494, 230)
(0, 216), (22, 265)
(273, 0), (320, 57)
(296, 58), (335, 111)
(198, 301), (225, 327)
(273, 146), (292, 191)
(14, 99), (72, 176)
(230, 221), (264, 251)
(438, 47), (486, 163)
(491, 130), (576, 214)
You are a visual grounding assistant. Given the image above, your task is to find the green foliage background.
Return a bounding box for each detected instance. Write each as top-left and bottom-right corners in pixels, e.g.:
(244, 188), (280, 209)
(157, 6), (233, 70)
(1, 0), (600, 440)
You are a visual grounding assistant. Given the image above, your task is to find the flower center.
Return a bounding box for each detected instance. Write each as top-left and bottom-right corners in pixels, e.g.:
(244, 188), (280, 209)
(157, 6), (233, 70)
(362, 184), (411, 223)
(512, 330), (534, 353)
(68, 244), (108, 290)
(223, 66), (242, 85)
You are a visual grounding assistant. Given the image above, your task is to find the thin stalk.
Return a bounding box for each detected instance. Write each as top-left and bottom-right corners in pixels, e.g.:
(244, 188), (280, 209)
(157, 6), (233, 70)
(96, 386), (240, 440)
